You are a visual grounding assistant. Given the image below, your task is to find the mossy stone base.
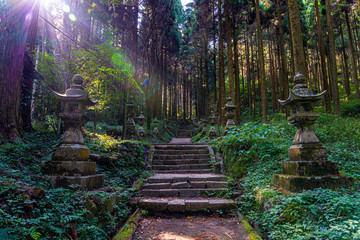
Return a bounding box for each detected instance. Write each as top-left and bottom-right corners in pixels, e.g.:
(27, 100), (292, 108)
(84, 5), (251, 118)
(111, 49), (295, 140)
(273, 174), (353, 192)
(48, 174), (104, 190)
(288, 143), (326, 161)
(45, 161), (96, 176)
(282, 161), (339, 176)
(52, 144), (89, 161)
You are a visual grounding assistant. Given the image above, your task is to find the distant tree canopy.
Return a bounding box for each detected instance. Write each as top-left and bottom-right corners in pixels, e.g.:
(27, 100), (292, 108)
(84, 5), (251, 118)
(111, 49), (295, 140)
(1, 0), (360, 139)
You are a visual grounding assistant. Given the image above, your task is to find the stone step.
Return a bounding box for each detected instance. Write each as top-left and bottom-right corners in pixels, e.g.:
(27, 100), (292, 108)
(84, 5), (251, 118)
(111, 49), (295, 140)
(154, 154), (210, 160)
(155, 149), (209, 155)
(154, 145), (208, 150)
(141, 181), (228, 190)
(177, 133), (191, 138)
(147, 173), (227, 183)
(152, 164), (211, 170)
(152, 159), (210, 165)
(141, 188), (228, 197)
(155, 169), (213, 174)
(139, 198), (235, 212)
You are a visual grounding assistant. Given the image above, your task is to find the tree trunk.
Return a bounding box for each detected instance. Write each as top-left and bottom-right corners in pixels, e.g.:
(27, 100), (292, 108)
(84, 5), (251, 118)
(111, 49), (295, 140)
(218, 0), (226, 126)
(345, 7), (360, 99)
(324, 0), (340, 115)
(287, 0), (307, 78)
(0, 0), (36, 139)
(245, 33), (252, 113)
(232, 18), (241, 123)
(276, 0), (289, 116)
(315, 0), (332, 113)
(255, 0), (267, 123)
(225, 0), (235, 102)
(285, 0), (295, 77)
(339, 23), (351, 96)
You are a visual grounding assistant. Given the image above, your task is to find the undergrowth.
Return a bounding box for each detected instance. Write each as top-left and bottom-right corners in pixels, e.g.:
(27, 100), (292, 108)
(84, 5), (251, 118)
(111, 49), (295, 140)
(213, 113), (360, 239)
(0, 127), (149, 239)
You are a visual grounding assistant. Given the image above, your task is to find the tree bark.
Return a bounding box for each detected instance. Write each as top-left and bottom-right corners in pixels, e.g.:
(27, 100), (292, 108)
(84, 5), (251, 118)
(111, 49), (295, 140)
(276, 0), (290, 116)
(314, 0), (332, 113)
(287, 0), (308, 78)
(0, 0), (37, 139)
(339, 23), (351, 96)
(218, 0), (226, 126)
(324, 0), (340, 115)
(255, 0), (267, 123)
(225, 0), (235, 102)
(345, 7), (360, 99)
(232, 17), (241, 123)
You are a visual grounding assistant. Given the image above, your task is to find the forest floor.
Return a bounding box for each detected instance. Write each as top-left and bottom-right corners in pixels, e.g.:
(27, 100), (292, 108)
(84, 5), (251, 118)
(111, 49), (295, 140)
(133, 212), (250, 240)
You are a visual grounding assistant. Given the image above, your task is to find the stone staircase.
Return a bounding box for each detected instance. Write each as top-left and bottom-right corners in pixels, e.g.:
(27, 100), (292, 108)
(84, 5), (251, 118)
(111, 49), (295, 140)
(176, 124), (192, 138)
(139, 142), (235, 212)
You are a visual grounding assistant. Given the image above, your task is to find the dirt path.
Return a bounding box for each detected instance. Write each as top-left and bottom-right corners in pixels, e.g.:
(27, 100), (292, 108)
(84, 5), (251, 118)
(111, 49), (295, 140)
(133, 213), (250, 240)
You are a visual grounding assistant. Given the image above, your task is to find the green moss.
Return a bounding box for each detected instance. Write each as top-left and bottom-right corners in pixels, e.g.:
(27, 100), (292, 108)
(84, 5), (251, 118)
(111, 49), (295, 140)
(241, 219), (262, 240)
(113, 209), (141, 240)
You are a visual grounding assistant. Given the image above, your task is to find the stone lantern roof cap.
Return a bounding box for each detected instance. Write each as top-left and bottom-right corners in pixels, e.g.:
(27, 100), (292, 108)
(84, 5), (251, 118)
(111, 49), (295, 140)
(225, 97), (236, 108)
(137, 111), (145, 120)
(52, 74), (98, 106)
(278, 73), (326, 106)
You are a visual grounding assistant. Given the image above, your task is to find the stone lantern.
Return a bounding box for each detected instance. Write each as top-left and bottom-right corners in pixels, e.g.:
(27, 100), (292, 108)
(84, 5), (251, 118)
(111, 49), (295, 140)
(137, 111), (145, 138)
(209, 110), (217, 138)
(153, 117), (159, 134)
(224, 97), (236, 131)
(273, 73), (353, 192)
(126, 95), (137, 138)
(46, 74), (104, 190)
(200, 119), (208, 133)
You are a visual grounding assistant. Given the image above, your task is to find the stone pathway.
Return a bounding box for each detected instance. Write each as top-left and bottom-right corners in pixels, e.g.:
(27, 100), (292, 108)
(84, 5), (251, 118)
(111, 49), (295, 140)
(139, 134), (234, 212)
(132, 128), (258, 240)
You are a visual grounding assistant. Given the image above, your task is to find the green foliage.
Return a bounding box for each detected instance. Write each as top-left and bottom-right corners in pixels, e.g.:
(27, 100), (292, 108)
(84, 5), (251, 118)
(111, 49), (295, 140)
(214, 114), (360, 239)
(0, 130), (149, 239)
(340, 100), (360, 117)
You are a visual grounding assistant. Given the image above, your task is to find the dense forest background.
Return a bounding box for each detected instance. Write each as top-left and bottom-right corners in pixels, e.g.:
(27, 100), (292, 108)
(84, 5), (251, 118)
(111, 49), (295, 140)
(1, 0), (360, 139)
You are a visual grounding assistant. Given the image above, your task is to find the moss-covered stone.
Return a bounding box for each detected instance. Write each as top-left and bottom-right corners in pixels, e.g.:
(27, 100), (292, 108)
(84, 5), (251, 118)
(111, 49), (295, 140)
(113, 209), (141, 240)
(282, 160), (338, 176)
(273, 174), (354, 192)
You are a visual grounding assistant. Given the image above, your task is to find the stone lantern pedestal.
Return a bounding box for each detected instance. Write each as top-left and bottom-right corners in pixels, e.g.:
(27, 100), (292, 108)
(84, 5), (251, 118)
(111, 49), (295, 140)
(273, 74), (353, 192)
(46, 74), (104, 190)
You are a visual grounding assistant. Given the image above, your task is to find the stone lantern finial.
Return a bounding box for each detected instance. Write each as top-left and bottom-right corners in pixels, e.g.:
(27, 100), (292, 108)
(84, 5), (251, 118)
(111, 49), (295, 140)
(293, 73), (306, 85)
(46, 74), (104, 190)
(72, 74), (84, 85)
(273, 73), (353, 192)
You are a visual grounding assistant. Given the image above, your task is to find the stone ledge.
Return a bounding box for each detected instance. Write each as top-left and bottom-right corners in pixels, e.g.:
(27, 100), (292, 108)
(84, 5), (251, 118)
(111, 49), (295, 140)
(273, 174), (354, 192)
(48, 174), (104, 190)
(52, 144), (90, 161)
(45, 161), (96, 176)
(281, 160), (339, 176)
(138, 198), (235, 212)
(288, 144), (326, 161)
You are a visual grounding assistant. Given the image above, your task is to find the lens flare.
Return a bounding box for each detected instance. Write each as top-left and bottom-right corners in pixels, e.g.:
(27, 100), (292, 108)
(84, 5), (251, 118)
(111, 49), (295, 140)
(69, 13), (76, 21)
(63, 4), (70, 13)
